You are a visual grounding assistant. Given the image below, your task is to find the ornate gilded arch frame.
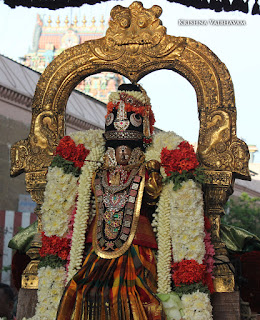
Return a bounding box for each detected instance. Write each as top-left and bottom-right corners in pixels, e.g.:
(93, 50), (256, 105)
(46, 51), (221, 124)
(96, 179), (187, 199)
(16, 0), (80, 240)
(11, 1), (250, 292)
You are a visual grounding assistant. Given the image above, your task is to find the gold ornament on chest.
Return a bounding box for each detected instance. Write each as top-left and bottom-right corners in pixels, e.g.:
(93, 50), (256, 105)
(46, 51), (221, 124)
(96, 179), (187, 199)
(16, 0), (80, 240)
(93, 164), (145, 259)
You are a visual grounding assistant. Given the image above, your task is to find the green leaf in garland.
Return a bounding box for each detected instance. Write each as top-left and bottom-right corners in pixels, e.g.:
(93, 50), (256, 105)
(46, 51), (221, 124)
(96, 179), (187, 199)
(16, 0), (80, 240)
(174, 282), (210, 297)
(50, 155), (81, 177)
(163, 167), (205, 191)
(38, 254), (66, 269)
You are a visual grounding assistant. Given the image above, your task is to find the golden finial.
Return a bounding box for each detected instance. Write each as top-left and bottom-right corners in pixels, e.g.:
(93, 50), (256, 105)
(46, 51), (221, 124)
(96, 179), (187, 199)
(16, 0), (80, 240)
(64, 16), (69, 27)
(74, 15), (78, 27)
(82, 15), (87, 27)
(100, 15), (105, 27)
(56, 15), (60, 27)
(91, 16), (96, 27)
(47, 16), (52, 27)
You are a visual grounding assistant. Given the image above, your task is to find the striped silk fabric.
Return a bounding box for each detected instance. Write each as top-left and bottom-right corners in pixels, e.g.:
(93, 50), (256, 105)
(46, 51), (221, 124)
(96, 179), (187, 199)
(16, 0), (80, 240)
(0, 210), (37, 285)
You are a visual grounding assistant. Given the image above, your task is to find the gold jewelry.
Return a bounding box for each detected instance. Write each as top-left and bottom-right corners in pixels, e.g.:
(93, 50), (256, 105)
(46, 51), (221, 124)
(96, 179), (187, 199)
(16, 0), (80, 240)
(104, 130), (143, 141)
(104, 147), (117, 167)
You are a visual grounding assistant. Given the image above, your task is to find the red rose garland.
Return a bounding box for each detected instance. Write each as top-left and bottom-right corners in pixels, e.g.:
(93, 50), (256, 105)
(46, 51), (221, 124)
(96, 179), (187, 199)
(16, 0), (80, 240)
(55, 136), (90, 168)
(203, 272), (215, 294)
(172, 258), (215, 294)
(40, 232), (71, 261)
(161, 141), (199, 176)
(172, 259), (206, 286)
(170, 216), (215, 294)
(161, 140), (215, 295)
(160, 141), (205, 191)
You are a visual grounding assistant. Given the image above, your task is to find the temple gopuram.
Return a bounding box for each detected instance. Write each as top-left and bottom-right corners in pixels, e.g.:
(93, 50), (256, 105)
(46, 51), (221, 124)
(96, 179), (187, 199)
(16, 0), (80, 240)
(23, 14), (125, 103)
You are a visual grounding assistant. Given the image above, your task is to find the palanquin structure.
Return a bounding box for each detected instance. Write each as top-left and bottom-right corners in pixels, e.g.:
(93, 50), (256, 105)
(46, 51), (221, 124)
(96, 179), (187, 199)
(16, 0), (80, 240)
(10, 2), (250, 319)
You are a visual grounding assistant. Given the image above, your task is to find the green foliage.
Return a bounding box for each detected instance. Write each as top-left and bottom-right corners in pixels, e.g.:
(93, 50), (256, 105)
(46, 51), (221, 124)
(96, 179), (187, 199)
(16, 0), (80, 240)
(173, 282), (210, 296)
(163, 167), (205, 191)
(50, 155), (81, 177)
(38, 255), (66, 269)
(223, 193), (260, 238)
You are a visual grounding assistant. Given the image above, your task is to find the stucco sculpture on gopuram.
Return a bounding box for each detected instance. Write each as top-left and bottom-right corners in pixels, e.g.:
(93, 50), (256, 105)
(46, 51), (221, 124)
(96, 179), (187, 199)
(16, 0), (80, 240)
(10, 2), (250, 319)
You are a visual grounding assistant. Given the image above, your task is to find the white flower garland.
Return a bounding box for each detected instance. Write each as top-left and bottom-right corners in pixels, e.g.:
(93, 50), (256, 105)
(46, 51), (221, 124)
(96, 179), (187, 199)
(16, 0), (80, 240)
(145, 131), (183, 178)
(146, 131), (213, 320)
(156, 182), (172, 294)
(41, 130), (105, 239)
(67, 144), (104, 280)
(41, 167), (78, 237)
(181, 290), (213, 320)
(25, 267), (66, 320)
(25, 130), (105, 320)
(170, 179), (205, 263)
(146, 131), (184, 294)
(70, 129), (105, 150)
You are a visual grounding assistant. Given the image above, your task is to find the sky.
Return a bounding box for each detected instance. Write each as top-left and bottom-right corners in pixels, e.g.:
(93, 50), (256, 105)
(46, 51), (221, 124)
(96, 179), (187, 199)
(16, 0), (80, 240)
(0, 0), (259, 163)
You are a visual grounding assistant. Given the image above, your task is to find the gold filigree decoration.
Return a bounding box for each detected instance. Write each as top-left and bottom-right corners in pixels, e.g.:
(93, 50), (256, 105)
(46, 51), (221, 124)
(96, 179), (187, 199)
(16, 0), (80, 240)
(32, 111), (58, 154)
(10, 140), (29, 176)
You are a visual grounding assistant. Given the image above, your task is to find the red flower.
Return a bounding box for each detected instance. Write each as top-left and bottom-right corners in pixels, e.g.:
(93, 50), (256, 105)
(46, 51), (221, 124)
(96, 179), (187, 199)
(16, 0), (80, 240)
(55, 136), (90, 168)
(56, 136), (77, 160)
(40, 232), (71, 261)
(204, 216), (211, 231)
(73, 144), (90, 168)
(143, 137), (152, 145)
(161, 141), (199, 176)
(172, 259), (206, 286)
(203, 272), (215, 294)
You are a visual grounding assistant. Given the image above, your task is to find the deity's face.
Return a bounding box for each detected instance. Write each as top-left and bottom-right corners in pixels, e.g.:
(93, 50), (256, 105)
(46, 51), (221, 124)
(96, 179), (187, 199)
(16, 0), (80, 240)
(115, 145), (132, 165)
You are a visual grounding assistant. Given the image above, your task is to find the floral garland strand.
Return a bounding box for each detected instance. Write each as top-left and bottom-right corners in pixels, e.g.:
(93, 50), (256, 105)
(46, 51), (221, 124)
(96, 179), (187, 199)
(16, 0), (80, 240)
(169, 179), (206, 263)
(38, 233), (70, 269)
(41, 167), (78, 237)
(146, 131), (214, 320)
(25, 130), (105, 320)
(67, 144), (105, 280)
(156, 182), (173, 294)
(161, 142), (205, 191)
(145, 131), (183, 171)
(181, 290), (213, 320)
(23, 267), (66, 320)
(70, 129), (105, 150)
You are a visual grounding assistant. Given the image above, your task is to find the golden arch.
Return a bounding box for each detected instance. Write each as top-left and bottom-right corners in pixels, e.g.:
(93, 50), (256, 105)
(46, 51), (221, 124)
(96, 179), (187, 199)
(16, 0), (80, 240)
(11, 1), (250, 292)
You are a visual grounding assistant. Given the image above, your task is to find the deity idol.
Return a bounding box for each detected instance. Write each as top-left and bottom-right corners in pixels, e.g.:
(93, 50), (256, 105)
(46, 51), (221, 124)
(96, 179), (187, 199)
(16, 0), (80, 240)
(56, 83), (166, 319)
(35, 83), (214, 320)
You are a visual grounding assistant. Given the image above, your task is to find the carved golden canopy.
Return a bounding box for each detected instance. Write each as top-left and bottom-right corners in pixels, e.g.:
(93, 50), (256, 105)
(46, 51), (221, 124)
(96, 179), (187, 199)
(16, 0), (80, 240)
(11, 1), (250, 205)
